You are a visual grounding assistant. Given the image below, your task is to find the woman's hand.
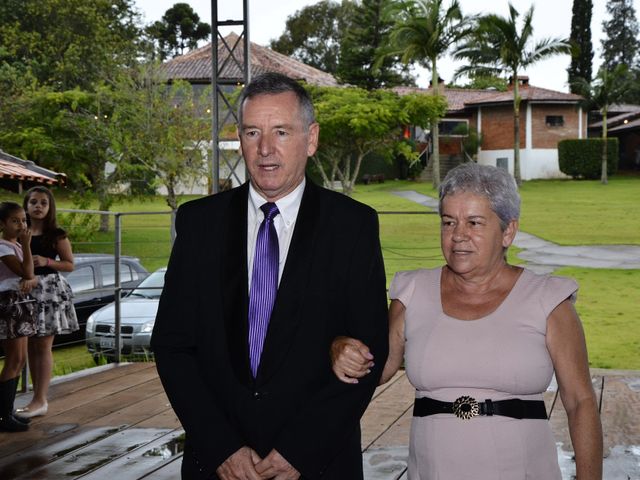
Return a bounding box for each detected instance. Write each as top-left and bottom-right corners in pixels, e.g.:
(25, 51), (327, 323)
(32, 255), (49, 268)
(19, 278), (39, 293)
(547, 300), (603, 479)
(330, 336), (374, 384)
(18, 228), (31, 247)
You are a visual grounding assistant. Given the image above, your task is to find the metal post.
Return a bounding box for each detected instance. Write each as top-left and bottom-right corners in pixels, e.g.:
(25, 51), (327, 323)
(210, 0), (250, 193)
(114, 213), (122, 363)
(211, 0), (220, 194)
(20, 365), (29, 393)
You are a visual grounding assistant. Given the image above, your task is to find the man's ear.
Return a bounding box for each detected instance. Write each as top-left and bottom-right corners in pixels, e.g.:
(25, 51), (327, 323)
(307, 122), (320, 157)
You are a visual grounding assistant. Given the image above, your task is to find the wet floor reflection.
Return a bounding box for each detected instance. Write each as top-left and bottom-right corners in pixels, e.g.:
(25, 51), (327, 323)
(142, 433), (185, 460)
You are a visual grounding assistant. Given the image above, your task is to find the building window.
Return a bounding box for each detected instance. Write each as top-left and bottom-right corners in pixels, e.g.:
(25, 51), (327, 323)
(546, 115), (564, 127)
(438, 119), (469, 136)
(496, 158), (509, 171)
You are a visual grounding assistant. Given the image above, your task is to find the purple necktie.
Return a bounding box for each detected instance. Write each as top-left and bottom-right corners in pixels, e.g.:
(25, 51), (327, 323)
(248, 202), (280, 378)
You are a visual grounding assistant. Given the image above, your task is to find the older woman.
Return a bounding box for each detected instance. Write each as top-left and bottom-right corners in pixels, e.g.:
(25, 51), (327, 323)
(332, 163), (602, 479)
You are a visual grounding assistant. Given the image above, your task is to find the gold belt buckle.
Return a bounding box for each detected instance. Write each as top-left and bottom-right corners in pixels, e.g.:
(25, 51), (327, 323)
(453, 396), (479, 420)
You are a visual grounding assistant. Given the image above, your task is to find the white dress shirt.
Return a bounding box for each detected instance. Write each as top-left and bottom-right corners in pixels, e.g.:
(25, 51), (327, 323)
(247, 179), (305, 289)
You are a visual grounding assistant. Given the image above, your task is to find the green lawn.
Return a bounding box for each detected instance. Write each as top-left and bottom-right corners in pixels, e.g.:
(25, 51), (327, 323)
(389, 175), (640, 246)
(2, 174), (639, 371)
(555, 267), (640, 369)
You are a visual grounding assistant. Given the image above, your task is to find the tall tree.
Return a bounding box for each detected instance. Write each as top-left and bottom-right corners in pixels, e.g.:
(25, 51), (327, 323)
(308, 85), (446, 195)
(146, 2), (211, 60)
(567, 0), (594, 92)
(270, 1), (351, 74)
(0, 0), (142, 91)
(455, 3), (570, 185)
(385, 0), (474, 188)
(108, 66), (211, 210)
(601, 0), (640, 71)
(572, 64), (632, 184)
(0, 88), (122, 230)
(337, 0), (414, 89)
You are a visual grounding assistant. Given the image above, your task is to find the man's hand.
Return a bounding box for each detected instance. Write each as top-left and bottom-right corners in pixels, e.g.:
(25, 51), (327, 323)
(216, 446), (262, 480)
(330, 336), (374, 384)
(255, 449), (300, 480)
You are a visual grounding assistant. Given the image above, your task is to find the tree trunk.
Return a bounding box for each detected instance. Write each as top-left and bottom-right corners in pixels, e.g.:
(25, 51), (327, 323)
(166, 180), (178, 211)
(311, 155), (331, 188)
(512, 74), (522, 185)
(601, 109), (608, 185)
(431, 61), (441, 189)
(347, 151), (367, 196)
(96, 184), (110, 233)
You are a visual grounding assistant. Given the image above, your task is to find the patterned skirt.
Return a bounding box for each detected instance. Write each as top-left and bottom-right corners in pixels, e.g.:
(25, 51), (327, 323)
(31, 273), (79, 336)
(0, 290), (37, 339)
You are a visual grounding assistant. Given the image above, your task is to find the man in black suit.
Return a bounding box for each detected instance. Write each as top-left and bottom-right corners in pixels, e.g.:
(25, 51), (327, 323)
(152, 72), (388, 480)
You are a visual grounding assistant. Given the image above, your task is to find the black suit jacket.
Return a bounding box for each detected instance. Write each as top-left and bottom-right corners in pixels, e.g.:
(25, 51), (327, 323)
(152, 180), (389, 479)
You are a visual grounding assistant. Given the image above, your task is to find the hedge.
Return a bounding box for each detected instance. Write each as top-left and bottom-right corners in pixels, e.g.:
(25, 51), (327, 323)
(558, 138), (619, 179)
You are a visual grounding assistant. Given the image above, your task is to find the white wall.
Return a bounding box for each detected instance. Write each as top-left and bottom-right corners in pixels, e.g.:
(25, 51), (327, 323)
(477, 148), (570, 180)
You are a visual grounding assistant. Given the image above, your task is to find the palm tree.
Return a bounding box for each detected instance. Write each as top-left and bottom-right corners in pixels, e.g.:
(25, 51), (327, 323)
(572, 64), (632, 184)
(385, 0), (474, 188)
(455, 3), (570, 184)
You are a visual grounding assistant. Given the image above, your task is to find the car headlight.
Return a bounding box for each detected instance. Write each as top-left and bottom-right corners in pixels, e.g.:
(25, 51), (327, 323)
(140, 321), (154, 333)
(86, 315), (96, 333)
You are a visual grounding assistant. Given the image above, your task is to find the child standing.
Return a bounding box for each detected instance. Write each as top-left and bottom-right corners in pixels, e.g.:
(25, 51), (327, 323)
(14, 187), (78, 420)
(0, 201), (37, 432)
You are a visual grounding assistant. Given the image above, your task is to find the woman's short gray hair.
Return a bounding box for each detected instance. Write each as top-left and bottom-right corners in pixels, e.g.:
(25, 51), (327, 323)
(438, 163), (520, 229)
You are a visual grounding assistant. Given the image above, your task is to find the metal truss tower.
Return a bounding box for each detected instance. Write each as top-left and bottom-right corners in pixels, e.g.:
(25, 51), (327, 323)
(210, 0), (250, 193)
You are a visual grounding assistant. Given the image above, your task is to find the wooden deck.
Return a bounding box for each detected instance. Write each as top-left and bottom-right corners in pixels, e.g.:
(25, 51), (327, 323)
(1, 363), (639, 479)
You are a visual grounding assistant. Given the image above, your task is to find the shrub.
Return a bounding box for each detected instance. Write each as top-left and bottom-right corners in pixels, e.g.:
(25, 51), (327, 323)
(558, 138), (619, 179)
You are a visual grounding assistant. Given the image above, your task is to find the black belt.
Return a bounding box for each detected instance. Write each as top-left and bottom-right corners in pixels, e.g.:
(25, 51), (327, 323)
(413, 396), (547, 420)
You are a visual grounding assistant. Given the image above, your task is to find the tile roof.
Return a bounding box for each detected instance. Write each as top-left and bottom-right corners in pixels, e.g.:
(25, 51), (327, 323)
(163, 32), (338, 87)
(589, 104), (640, 129)
(608, 104), (640, 114)
(0, 150), (66, 190)
(393, 85), (491, 112)
(607, 115), (640, 133)
(394, 84), (583, 113)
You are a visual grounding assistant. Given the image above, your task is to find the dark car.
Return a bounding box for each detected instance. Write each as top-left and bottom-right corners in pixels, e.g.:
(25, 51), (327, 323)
(55, 254), (149, 346)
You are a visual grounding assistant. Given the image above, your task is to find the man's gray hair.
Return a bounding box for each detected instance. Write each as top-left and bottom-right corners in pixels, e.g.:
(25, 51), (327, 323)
(238, 72), (316, 129)
(439, 163), (520, 229)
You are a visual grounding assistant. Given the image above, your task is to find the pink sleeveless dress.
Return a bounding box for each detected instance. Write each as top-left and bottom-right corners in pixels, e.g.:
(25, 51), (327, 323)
(389, 267), (578, 480)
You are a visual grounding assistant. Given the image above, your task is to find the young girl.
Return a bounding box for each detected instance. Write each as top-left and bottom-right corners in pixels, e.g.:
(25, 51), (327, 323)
(0, 201), (37, 432)
(14, 187), (78, 420)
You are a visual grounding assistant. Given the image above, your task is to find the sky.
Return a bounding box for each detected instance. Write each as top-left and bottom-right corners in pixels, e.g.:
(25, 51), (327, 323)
(134, 0), (640, 93)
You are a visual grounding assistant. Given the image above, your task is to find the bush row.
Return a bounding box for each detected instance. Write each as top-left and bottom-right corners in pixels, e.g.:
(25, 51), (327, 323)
(558, 138), (619, 179)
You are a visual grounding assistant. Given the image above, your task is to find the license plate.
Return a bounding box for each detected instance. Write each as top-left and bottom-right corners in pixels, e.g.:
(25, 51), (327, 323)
(100, 337), (116, 350)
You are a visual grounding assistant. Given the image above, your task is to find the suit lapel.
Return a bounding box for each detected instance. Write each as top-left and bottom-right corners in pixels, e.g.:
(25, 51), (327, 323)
(256, 181), (322, 384)
(221, 183), (253, 386)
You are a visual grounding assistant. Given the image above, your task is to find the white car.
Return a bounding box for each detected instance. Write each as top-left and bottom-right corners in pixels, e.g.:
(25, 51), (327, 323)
(85, 268), (165, 362)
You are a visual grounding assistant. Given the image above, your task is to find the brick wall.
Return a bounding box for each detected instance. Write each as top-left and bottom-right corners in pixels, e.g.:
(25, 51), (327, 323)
(481, 105), (525, 150)
(531, 104), (583, 148)
(479, 103), (584, 151)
